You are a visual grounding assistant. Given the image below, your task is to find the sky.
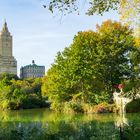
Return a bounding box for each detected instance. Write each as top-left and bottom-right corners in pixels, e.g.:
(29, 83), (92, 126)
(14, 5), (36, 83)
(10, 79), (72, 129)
(0, 0), (120, 76)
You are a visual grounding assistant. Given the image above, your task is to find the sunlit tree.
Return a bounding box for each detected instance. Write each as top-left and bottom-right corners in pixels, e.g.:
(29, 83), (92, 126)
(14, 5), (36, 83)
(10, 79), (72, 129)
(43, 20), (137, 105)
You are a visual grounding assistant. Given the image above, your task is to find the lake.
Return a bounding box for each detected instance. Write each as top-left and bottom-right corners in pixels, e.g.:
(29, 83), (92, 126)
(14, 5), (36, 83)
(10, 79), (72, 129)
(0, 108), (140, 140)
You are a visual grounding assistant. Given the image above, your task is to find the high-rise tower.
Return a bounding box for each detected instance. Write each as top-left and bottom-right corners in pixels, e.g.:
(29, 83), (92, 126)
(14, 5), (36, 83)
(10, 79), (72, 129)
(0, 21), (17, 75)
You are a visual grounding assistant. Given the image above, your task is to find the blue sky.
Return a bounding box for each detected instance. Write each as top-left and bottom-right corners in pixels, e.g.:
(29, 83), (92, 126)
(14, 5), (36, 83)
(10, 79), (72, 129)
(0, 0), (120, 75)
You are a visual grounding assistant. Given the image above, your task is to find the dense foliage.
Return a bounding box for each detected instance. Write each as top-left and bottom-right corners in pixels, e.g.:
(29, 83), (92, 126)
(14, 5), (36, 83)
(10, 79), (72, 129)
(43, 20), (140, 112)
(0, 73), (48, 110)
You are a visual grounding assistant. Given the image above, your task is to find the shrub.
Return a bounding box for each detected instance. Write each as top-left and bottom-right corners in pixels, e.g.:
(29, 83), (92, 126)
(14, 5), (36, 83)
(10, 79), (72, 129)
(93, 103), (115, 113)
(22, 95), (47, 109)
(7, 101), (21, 110)
(0, 100), (21, 110)
(51, 101), (64, 112)
(126, 99), (140, 113)
(64, 101), (84, 113)
(81, 103), (95, 113)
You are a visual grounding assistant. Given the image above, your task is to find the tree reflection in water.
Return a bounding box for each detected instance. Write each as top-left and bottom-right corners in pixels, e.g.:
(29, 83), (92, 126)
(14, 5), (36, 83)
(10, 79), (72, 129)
(0, 110), (140, 140)
(0, 121), (120, 140)
(115, 114), (140, 140)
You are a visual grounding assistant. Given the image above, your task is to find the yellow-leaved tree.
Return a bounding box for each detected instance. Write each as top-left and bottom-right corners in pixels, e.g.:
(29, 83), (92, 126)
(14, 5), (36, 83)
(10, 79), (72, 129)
(120, 0), (140, 47)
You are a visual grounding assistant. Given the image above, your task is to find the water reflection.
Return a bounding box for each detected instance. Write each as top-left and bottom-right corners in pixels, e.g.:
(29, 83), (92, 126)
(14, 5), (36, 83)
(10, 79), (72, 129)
(0, 109), (140, 140)
(115, 114), (129, 127)
(115, 113), (140, 140)
(115, 114), (129, 140)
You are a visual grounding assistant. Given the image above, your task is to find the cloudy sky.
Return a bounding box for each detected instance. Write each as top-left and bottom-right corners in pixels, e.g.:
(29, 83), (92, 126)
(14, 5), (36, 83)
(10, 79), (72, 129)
(0, 0), (120, 75)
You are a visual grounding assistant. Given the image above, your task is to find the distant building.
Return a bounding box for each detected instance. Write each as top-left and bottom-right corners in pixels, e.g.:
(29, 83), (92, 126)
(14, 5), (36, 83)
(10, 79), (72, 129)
(20, 60), (45, 79)
(0, 21), (17, 75)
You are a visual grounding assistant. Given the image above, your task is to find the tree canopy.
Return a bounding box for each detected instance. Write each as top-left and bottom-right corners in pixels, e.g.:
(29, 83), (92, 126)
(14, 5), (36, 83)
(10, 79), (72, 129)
(43, 20), (139, 105)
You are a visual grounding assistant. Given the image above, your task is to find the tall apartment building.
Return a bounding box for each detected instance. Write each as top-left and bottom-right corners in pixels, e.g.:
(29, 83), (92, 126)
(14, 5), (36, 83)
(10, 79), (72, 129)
(0, 21), (17, 75)
(20, 60), (45, 79)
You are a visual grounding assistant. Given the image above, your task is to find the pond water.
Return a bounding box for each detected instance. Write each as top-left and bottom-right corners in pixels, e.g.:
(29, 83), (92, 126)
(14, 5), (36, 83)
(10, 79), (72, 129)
(0, 108), (140, 140)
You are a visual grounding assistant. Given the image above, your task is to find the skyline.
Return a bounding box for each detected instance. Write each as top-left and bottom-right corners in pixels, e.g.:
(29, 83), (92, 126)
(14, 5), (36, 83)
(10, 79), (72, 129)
(0, 0), (120, 75)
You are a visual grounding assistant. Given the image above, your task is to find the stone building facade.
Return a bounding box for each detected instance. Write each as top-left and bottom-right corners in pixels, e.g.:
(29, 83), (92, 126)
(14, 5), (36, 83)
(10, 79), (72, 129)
(0, 21), (17, 75)
(20, 60), (45, 79)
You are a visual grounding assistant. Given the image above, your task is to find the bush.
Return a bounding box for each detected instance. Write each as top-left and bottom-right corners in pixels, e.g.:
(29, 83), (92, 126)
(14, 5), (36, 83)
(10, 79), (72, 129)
(64, 101), (84, 113)
(51, 100), (115, 114)
(126, 99), (140, 113)
(51, 101), (64, 112)
(7, 101), (21, 110)
(22, 95), (47, 109)
(82, 103), (96, 113)
(0, 100), (21, 110)
(93, 103), (115, 113)
(0, 95), (48, 110)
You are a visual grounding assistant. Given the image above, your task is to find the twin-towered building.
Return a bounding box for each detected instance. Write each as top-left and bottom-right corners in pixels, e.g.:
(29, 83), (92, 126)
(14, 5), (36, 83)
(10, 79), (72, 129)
(0, 21), (45, 78)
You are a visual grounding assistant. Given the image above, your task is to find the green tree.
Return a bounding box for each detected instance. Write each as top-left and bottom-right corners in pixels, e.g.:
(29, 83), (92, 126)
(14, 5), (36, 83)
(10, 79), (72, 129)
(123, 46), (140, 99)
(0, 74), (47, 110)
(44, 31), (104, 103)
(43, 20), (135, 105)
(95, 20), (134, 91)
(0, 73), (19, 86)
